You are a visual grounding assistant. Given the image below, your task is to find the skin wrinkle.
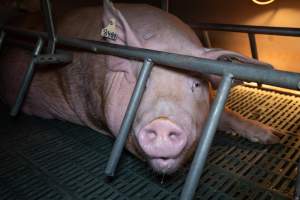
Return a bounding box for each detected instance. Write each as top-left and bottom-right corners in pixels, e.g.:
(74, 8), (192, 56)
(63, 57), (87, 125)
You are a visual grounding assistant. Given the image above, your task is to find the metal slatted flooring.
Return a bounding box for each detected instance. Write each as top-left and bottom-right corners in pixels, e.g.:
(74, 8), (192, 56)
(0, 85), (299, 200)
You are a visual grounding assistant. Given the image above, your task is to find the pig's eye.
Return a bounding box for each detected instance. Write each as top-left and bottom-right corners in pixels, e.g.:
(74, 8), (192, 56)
(191, 81), (201, 92)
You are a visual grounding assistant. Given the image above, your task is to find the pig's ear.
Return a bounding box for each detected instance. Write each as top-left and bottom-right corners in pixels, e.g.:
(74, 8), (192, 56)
(102, 0), (142, 82)
(102, 0), (141, 47)
(200, 48), (273, 89)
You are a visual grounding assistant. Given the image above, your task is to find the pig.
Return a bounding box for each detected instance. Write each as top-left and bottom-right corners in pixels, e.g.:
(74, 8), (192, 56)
(0, 0), (279, 174)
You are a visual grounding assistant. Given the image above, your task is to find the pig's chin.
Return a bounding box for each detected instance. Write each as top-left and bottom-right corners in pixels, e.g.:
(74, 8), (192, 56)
(131, 136), (183, 174)
(148, 157), (182, 174)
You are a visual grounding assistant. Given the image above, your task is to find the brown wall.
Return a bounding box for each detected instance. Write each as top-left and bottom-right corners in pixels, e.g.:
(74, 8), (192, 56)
(171, 0), (300, 73)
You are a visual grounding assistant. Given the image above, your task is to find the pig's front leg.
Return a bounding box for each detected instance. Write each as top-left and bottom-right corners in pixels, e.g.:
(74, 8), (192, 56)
(218, 108), (280, 144)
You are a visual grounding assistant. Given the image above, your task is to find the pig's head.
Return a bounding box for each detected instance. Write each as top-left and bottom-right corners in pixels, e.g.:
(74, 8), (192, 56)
(102, 0), (271, 174)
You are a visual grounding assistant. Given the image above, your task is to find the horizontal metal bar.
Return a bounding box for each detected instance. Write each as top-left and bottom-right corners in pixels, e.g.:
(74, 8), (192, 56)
(10, 38), (44, 116)
(190, 23), (300, 37)
(3, 27), (48, 39)
(105, 59), (154, 177)
(180, 73), (233, 200)
(248, 33), (258, 59)
(59, 39), (300, 91)
(35, 52), (73, 65)
(2, 27), (300, 91)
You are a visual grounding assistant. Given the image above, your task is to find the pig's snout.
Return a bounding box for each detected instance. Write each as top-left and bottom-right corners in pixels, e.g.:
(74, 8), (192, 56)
(137, 118), (187, 159)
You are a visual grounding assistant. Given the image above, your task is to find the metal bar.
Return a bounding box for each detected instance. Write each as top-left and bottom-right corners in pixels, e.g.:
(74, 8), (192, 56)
(248, 33), (258, 59)
(180, 73), (233, 200)
(59, 37), (300, 91)
(2, 27), (300, 91)
(3, 27), (48, 39)
(190, 23), (300, 37)
(41, 0), (56, 54)
(105, 59), (154, 177)
(295, 161), (300, 200)
(0, 31), (5, 50)
(202, 31), (212, 48)
(10, 38), (44, 117)
(161, 0), (169, 12)
(248, 33), (262, 88)
(35, 52), (73, 65)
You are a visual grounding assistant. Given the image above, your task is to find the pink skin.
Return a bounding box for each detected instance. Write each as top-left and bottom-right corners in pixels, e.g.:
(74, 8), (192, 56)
(129, 66), (210, 173)
(137, 118), (187, 173)
(138, 119), (187, 158)
(0, 1), (279, 174)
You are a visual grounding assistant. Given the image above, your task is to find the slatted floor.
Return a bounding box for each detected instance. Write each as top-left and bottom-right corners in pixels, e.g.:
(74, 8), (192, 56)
(0, 85), (299, 200)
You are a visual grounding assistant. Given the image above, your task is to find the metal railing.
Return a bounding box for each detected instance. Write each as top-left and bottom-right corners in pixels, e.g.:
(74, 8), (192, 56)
(1, 1), (300, 200)
(191, 23), (300, 60)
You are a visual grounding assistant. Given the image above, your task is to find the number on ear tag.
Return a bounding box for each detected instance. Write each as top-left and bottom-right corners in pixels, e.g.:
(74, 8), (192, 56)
(101, 18), (118, 41)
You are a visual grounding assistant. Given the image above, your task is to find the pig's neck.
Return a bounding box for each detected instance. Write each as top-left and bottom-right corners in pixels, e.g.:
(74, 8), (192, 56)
(103, 71), (136, 136)
(61, 53), (108, 132)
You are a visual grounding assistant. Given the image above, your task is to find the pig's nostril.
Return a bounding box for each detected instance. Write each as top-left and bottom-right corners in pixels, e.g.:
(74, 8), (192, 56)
(169, 131), (181, 140)
(138, 119), (187, 159)
(144, 129), (157, 139)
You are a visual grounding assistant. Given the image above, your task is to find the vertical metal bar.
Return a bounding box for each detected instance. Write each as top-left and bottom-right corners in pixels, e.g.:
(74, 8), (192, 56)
(105, 59), (154, 177)
(10, 38), (44, 117)
(161, 0), (169, 12)
(0, 31), (5, 50)
(248, 33), (258, 59)
(41, 0), (56, 54)
(202, 31), (212, 48)
(295, 161), (300, 200)
(248, 33), (263, 88)
(180, 73), (233, 200)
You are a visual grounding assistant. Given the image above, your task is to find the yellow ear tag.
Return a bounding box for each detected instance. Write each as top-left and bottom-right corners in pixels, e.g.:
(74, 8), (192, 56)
(101, 18), (117, 40)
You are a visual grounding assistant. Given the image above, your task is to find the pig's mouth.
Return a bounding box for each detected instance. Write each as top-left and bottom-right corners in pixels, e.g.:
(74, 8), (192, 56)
(132, 118), (189, 174)
(132, 137), (193, 174)
(131, 116), (196, 174)
(148, 156), (182, 174)
(132, 139), (184, 174)
(130, 130), (186, 174)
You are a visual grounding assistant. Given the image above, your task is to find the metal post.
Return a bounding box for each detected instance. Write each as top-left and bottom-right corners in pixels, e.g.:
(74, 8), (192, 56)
(248, 33), (262, 88)
(248, 33), (258, 59)
(202, 31), (212, 48)
(41, 0), (56, 54)
(105, 59), (154, 177)
(180, 73), (233, 200)
(10, 38), (44, 117)
(161, 0), (169, 12)
(295, 161), (300, 200)
(0, 31), (5, 50)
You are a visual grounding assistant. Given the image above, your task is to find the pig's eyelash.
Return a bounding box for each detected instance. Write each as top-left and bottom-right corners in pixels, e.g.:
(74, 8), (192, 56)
(191, 81), (200, 92)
